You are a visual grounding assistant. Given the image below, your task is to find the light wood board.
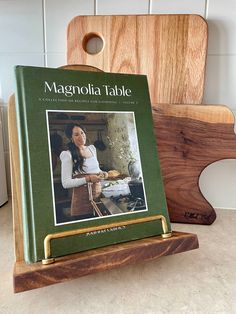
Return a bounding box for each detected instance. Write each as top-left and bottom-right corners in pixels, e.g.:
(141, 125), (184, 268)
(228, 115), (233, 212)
(8, 94), (24, 262)
(67, 14), (208, 105)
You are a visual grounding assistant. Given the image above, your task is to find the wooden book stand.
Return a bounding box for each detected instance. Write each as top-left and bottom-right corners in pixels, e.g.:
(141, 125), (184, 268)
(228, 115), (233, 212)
(9, 65), (199, 293)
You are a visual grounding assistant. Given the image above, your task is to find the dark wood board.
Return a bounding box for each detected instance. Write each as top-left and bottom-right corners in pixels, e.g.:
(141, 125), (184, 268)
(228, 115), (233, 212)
(153, 103), (236, 224)
(14, 231), (198, 293)
(62, 67), (236, 225)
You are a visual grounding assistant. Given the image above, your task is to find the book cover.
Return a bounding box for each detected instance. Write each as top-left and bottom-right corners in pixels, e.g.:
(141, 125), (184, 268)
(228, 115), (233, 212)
(14, 65), (171, 263)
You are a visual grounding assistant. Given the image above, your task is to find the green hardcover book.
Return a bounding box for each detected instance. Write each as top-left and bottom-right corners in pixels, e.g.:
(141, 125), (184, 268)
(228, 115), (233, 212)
(14, 65), (171, 263)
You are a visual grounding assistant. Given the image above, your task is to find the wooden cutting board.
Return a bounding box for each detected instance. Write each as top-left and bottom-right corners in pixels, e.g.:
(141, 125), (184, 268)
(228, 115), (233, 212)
(67, 14), (208, 105)
(60, 67), (236, 225)
(153, 103), (236, 224)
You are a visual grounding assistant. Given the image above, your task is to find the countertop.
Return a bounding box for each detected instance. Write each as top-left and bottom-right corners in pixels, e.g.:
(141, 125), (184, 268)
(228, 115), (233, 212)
(1, 201), (236, 314)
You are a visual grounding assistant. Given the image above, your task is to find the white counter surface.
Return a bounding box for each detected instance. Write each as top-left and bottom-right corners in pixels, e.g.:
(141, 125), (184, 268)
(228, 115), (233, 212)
(1, 201), (236, 314)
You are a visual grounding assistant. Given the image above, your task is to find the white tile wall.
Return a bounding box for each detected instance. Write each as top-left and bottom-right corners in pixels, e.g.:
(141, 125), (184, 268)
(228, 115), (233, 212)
(1, 0), (236, 210)
(44, 0), (94, 55)
(207, 0), (236, 55)
(199, 159), (236, 209)
(0, 0), (44, 54)
(0, 54), (44, 104)
(46, 53), (67, 68)
(97, 0), (149, 15)
(151, 0), (206, 15)
(203, 55), (236, 108)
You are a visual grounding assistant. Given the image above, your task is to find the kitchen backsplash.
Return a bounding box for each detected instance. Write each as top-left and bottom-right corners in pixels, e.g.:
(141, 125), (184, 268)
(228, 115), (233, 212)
(1, 0), (236, 209)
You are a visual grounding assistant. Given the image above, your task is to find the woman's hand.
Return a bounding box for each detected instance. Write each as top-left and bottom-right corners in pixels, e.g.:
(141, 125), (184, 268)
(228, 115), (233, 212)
(98, 171), (108, 180)
(86, 174), (101, 183)
(103, 171), (109, 179)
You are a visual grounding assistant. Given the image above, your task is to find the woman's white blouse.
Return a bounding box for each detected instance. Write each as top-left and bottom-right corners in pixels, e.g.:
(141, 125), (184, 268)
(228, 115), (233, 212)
(60, 145), (101, 189)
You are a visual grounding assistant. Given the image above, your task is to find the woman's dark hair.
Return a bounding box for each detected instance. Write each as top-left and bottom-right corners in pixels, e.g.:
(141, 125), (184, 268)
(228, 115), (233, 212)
(65, 123), (86, 174)
(50, 133), (63, 156)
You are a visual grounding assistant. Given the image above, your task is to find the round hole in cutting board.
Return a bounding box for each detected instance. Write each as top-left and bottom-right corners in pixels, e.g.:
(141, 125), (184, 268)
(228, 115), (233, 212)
(82, 33), (104, 55)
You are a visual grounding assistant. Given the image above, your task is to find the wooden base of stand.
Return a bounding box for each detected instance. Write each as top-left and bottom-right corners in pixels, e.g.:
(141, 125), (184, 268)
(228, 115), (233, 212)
(14, 231), (198, 293)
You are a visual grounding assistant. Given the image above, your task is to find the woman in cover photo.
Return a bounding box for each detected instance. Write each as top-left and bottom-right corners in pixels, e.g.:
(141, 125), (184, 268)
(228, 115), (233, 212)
(60, 123), (108, 218)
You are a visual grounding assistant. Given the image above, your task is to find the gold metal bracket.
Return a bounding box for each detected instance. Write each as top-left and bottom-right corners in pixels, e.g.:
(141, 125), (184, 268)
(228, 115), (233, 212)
(42, 215), (172, 265)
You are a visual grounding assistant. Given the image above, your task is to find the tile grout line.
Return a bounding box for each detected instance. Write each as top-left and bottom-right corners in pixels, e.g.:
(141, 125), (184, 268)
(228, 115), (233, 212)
(215, 207), (236, 211)
(204, 0), (209, 19)
(42, 0), (47, 67)
(148, 0), (152, 14)
(1, 52), (236, 57)
(94, 0), (97, 15)
(0, 52), (49, 55)
(208, 53), (236, 56)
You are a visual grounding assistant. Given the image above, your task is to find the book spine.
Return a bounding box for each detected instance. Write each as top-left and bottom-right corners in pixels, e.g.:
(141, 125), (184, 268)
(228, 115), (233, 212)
(15, 67), (37, 263)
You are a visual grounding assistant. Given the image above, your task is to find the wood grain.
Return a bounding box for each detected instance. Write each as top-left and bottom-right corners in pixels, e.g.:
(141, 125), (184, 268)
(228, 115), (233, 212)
(67, 15), (207, 105)
(153, 103), (236, 224)
(13, 231), (198, 293)
(8, 95), (24, 262)
(60, 64), (102, 72)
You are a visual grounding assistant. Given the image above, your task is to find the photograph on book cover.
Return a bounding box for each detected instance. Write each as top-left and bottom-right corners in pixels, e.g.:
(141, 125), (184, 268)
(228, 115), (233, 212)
(46, 110), (148, 225)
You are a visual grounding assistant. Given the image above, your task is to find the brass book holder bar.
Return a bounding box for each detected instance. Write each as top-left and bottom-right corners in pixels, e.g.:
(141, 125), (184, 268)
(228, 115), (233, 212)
(42, 214), (172, 265)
